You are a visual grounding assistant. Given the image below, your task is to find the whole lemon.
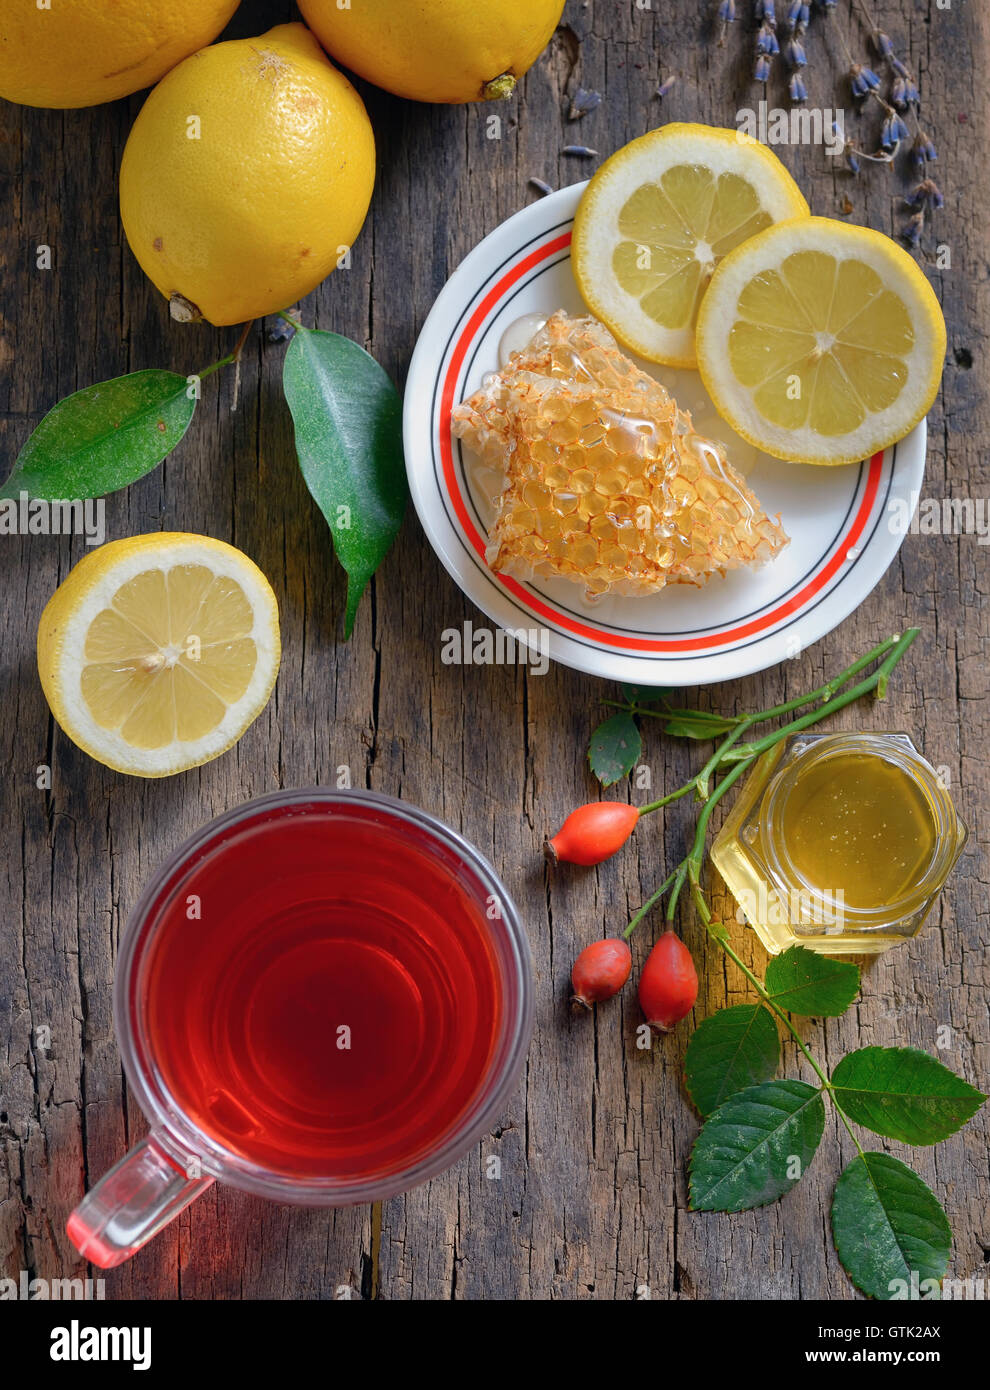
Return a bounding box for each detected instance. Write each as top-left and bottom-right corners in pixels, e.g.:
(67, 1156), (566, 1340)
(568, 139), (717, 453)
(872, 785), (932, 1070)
(119, 23), (375, 326)
(297, 0), (565, 104)
(0, 0), (240, 109)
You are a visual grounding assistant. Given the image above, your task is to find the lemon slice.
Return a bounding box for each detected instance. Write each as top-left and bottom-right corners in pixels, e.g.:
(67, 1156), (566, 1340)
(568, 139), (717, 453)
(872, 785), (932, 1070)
(38, 533), (280, 777)
(572, 123), (809, 367)
(696, 216), (947, 466)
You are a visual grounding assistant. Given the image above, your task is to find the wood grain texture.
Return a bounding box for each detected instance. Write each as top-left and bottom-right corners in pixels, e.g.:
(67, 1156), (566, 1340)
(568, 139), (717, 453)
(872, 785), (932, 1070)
(1, 0), (986, 1301)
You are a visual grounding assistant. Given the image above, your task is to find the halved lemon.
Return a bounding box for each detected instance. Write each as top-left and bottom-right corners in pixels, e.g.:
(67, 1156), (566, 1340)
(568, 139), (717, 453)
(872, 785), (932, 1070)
(572, 123), (809, 367)
(696, 216), (947, 466)
(38, 533), (280, 777)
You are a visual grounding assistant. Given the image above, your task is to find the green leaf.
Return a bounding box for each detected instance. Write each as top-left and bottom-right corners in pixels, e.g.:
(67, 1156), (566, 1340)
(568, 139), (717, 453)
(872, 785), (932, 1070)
(689, 1079), (825, 1212)
(662, 713), (740, 739)
(765, 945), (860, 1017)
(588, 711), (641, 786)
(831, 1152), (951, 1300)
(685, 1005), (780, 1116)
(831, 1047), (986, 1146)
(0, 370), (196, 501)
(620, 683), (671, 705)
(283, 328), (406, 637)
(684, 1006), (778, 1112)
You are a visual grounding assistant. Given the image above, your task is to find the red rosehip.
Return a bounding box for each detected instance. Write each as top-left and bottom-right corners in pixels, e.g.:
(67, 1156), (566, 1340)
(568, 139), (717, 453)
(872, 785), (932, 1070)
(571, 937), (632, 1008)
(545, 802), (639, 866)
(638, 931), (698, 1032)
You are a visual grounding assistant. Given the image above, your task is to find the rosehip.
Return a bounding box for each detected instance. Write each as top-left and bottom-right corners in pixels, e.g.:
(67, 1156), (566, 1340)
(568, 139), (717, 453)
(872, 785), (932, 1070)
(571, 937), (632, 1008)
(638, 931), (698, 1032)
(544, 802), (639, 866)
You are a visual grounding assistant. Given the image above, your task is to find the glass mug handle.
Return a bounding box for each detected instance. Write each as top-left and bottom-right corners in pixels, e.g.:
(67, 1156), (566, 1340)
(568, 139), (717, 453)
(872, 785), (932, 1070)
(66, 1130), (214, 1268)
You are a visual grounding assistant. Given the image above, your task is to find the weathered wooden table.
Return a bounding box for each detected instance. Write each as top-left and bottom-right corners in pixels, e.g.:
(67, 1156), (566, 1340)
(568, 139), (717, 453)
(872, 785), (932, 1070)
(2, 0), (987, 1300)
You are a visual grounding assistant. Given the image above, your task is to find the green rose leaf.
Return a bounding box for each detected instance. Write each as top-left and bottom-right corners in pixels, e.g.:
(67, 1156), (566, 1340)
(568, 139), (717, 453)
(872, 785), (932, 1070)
(765, 945), (860, 1017)
(662, 712), (740, 740)
(0, 370), (196, 501)
(283, 328), (406, 638)
(684, 1004), (780, 1117)
(831, 1152), (951, 1300)
(689, 1079), (825, 1212)
(588, 711), (641, 786)
(832, 1047), (986, 1146)
(620, 683), (671, 705)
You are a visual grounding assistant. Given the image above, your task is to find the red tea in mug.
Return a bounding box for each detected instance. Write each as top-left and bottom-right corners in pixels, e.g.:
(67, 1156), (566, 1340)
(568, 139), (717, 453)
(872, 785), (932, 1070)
(140, 800), (503, 1179)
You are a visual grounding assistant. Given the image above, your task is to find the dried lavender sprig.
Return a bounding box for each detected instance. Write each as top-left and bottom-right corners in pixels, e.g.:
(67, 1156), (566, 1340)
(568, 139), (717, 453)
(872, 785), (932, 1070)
(562, 145), (598, 158)
(902, 211), (925, 248)
(911, 129), (938, 166)
(849, 61), (881, 98)
(878, 101), (911, 152)
(756, 22), (780, 56)
(717, 0), (737, 44)
(567, 87), (601, 120)
(905, 178), (944, 211)
(656, 74), (678, 100)
(528, 177), (554, 197)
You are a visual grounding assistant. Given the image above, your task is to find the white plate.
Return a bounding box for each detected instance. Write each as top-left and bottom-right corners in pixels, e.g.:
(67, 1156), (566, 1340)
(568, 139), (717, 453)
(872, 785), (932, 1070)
(403, 184), (926, 687)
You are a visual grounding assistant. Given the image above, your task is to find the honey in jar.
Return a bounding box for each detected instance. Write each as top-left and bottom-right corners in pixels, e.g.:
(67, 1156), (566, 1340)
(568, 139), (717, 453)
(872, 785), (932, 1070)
(710, 733), (967, 956)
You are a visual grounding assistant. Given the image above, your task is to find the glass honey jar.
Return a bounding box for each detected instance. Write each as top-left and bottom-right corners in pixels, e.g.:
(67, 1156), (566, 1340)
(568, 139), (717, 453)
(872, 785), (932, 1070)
(710, 732), (968, 956)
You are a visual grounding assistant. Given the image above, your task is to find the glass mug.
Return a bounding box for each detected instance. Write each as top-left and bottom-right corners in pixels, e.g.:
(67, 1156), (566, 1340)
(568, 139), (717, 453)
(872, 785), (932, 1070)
(67, 788), (533, 1267)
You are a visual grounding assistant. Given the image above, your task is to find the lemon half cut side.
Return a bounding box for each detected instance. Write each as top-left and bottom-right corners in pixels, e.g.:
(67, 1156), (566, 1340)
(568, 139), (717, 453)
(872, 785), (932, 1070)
(695, 216), (947, 466)
(572, 123), (810, 367)
(37, 534), (281, 778)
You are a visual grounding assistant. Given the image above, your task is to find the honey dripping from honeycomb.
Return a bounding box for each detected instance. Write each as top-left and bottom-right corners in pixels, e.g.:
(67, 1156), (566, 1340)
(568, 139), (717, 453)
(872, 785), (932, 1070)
(452, 312), (789, 599)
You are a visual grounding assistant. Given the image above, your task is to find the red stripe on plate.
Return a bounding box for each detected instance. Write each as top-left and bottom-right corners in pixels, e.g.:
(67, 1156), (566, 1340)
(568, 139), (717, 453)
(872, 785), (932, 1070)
(438, 230), (884, 654)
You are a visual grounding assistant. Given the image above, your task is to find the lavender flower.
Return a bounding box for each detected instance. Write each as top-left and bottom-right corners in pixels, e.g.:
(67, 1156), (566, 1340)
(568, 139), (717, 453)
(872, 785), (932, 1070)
(912, 130), (938, 165)
(880, 112), (910, 151)
(756, 23), (780, 56)
(755, 53), (773, 83)
(785, 37), (807, 66)
(905, 178), (944, 211)
(789, 72), (808, 102)
(717, 0), (737, 42)
(849, 63), (880, 97)
(902, 212), (925, 249)
(568, 87), (602, 120)
(874, 31), (895, 59)
(656, 75), (678, 101)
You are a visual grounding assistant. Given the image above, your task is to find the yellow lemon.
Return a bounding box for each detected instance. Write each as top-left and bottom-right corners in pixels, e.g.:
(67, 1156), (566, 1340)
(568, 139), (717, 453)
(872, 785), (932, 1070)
(572, 124), (810, 367)
(119, 23), (375, 326)
(696, 217), (946, 466)
(38, 533), (280, 778)
(0, 0), (240, 109)
(297, 0), (565, 103)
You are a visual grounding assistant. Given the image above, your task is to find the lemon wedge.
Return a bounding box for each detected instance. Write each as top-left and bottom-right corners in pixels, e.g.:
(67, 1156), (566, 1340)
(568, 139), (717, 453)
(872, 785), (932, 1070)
(696, 216), (946, 466)
(572, 123), (809, 367)
(38, 533), (280, 777)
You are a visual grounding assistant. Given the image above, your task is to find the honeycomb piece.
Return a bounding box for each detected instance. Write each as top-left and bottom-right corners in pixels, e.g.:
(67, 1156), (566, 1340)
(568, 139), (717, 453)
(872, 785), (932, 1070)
(452, 311), (788, 598)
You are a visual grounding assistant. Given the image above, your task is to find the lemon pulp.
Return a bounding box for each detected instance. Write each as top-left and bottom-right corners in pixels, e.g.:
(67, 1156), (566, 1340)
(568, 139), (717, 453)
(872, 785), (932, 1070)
(727, 252), (915, 437)
(81, 565), (258, 750)
(613, 165), (776, 333)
